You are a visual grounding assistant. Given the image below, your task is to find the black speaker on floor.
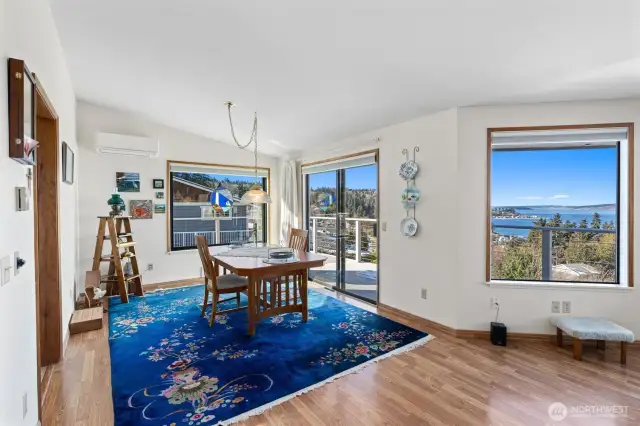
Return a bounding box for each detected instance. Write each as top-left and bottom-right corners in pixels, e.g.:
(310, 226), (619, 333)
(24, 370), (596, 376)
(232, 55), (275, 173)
(490, 322), (507, 346)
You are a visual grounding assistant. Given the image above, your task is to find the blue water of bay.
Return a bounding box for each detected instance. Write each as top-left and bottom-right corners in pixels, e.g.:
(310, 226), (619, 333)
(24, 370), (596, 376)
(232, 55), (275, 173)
(492, 208), (617, 238)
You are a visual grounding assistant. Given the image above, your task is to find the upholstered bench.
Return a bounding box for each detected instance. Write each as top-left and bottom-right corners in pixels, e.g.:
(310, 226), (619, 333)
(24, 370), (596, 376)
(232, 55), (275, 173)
(550, 317), (634, 364)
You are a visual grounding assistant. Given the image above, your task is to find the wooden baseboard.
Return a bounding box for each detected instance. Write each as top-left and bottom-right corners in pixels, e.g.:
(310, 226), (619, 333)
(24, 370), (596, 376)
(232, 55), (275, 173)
(143, 277), (203, 291)
(378, 303), (457, 337)
(378, 303), (564, 343)
(455, 329), (554, 342)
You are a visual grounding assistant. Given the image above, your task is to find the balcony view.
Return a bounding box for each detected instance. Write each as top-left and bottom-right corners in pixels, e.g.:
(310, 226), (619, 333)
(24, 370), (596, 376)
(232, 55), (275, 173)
(306, 164), (378, 301)
(491, 146), (619, 283)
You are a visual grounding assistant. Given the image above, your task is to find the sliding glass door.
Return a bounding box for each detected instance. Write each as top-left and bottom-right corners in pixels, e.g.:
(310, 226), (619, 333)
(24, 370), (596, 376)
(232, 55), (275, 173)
(306, 171), (339, 287)
(304, 152), (378, 303)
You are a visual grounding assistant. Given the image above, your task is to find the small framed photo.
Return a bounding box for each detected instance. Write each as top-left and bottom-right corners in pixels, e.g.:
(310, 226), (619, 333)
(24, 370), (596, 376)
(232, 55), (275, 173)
(153, 179), (164, 189)
(154, 204), (166, 214)
(62, 142), (75, 184)
(155, 191), (164, 199)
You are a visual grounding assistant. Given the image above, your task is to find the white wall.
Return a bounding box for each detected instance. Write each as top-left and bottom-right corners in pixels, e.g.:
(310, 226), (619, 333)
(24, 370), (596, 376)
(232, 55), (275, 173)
(0, 1), (78, 425)
(456, 99), (640, 335)
(301, 98), (640, 337)
(76, 101), (280, 288)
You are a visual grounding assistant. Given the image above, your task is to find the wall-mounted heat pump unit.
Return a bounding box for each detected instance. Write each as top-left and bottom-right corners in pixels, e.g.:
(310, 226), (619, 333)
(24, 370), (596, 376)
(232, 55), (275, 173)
(95, 132), (160, 158)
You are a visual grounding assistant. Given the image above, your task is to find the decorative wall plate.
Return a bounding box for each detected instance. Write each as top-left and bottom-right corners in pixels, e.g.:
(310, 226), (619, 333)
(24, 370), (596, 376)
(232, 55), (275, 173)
(399, 160), (419, 180)
(401, 184), (421, 208)
(401, 217), (419, 237)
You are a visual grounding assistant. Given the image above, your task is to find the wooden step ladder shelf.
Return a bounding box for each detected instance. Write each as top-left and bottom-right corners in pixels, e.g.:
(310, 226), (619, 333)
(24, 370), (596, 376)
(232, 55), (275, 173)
(92, 216), (144, 303)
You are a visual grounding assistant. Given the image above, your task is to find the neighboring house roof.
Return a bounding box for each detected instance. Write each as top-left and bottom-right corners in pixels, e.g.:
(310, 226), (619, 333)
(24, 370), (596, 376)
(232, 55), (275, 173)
(172, 176), (243, 203)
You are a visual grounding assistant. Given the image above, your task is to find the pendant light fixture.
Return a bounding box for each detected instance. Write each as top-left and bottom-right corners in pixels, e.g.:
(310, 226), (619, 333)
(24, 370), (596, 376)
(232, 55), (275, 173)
(225, 101), (271, 204)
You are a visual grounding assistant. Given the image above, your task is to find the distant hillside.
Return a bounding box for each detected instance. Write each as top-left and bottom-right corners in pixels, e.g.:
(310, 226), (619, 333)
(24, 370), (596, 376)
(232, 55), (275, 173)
(494, 204), (616, 211)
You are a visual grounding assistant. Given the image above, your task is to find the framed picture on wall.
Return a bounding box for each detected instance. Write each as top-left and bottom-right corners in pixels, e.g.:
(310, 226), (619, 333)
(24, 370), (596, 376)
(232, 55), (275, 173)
(116, 172), (140, 192)
(62, 141), (74, 184)
(130, 200), (153, 219)
(153, 179), (164, 189)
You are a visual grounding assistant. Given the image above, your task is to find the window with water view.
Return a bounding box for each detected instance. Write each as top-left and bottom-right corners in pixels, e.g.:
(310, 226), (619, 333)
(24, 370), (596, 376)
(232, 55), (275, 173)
(491, 145), (620, 284)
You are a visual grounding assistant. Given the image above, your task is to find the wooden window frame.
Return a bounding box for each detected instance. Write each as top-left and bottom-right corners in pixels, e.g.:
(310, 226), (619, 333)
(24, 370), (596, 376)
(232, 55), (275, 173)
(166, 160), (271, 252)
(486, 123), (634, 287)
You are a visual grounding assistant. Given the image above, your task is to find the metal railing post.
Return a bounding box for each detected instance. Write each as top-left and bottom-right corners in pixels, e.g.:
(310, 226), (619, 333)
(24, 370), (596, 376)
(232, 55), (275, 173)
(311, 218), (317, 253)
(355, 219), (361, 262)
(215, 218), (221, 245)
(542, 229), (552, 281)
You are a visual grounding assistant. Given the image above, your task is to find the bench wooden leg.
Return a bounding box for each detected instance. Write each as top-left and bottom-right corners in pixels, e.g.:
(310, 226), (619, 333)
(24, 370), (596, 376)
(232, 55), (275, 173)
(621, 342), (627, 365)
(573, 338), (583, 361)
(596, 340), (606, 350)
(556, 328), (563, 347)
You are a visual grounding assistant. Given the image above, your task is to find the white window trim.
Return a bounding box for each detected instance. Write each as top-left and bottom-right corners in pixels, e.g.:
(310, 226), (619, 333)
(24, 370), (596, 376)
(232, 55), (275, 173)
(486, 280), (634, 292)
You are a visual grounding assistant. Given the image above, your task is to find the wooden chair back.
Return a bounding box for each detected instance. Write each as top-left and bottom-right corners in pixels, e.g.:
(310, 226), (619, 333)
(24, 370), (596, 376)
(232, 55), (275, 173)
(288, 228), (308, 251)
(196, 235), (216, 280)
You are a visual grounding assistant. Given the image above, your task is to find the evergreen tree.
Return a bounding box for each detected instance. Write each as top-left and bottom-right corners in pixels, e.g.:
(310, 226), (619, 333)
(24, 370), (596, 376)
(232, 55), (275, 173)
(549, 213), (563, 227)
(591, 212), (602, 229)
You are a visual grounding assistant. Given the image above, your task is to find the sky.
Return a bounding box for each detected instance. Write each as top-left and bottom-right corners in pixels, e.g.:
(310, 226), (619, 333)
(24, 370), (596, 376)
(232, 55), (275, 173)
(309, 164), (378, 189)
(491, 147), (617, 207)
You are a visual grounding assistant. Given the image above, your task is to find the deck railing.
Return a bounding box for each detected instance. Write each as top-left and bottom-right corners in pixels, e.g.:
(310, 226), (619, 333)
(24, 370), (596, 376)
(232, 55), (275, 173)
(173, 229), (263, 248)
(309, 216), (377, 263)
(492, 224), (616, 282)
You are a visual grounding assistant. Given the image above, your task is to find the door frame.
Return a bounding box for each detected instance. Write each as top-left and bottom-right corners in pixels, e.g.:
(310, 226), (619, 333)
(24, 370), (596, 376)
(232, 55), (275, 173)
(32, 72), (62, 422)
(301, 149), (380, 304)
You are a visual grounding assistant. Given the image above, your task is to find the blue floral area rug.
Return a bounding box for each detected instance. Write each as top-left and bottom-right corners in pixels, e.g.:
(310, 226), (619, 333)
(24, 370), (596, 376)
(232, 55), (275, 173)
(108, 285), (432, 426)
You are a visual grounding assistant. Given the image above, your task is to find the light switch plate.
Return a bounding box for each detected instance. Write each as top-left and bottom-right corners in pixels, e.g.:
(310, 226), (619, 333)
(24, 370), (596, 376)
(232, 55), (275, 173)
(381, 221), (387, 231)
(1, 256), (11, 286)
(16, 187), (29, 211)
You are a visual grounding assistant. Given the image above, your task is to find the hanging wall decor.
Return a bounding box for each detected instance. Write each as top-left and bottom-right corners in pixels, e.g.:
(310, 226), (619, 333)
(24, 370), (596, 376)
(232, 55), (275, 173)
(116, 172), (140, 192)
(7, 58), (38, 165)
(130, 200), (153, 219)
(62, 141), (75, 184)
(400, 147), (420, 237)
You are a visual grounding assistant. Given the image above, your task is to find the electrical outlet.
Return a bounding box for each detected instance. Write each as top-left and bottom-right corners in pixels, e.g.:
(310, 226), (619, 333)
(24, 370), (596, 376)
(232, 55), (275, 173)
(562, 301), (571, 314)
(551, 301), (560, 313)
(22, 392), (27, 419)
(381, 221), (387, 232)
(491, 297), (500, 309)
(147, 263), (154, 271)
(420, 288), (427, 299)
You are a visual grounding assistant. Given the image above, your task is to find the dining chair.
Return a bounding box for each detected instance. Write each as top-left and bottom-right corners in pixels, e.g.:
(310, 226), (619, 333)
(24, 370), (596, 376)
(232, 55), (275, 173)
(288, 228), (309, 251)
(196, 236), (248, 327)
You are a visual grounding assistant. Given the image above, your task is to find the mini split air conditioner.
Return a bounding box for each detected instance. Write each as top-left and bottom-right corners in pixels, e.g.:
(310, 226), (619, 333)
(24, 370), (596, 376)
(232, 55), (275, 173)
(95, 132), (160, 158)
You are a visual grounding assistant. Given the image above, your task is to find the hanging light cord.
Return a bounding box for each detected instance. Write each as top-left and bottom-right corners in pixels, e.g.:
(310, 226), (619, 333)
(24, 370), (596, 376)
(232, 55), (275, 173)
(226, 102), (260, 183)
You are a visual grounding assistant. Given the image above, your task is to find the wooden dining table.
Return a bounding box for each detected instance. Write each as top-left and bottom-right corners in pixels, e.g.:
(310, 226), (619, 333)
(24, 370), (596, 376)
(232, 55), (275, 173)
(210, 248), (327, 335)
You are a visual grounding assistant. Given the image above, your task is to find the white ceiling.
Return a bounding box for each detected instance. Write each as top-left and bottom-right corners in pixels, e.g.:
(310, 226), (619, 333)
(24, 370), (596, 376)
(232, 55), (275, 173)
(52, 0), (640, 156)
